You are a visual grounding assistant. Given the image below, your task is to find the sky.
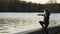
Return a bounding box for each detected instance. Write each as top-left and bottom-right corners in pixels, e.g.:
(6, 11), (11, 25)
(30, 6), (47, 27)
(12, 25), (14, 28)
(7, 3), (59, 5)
(20, 0), (60, 4)
(56, 0), (60, 3)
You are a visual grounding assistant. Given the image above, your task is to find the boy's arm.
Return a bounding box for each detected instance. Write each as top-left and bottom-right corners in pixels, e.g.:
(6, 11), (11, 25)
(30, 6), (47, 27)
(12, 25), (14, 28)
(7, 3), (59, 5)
(37, 14), (44, 16)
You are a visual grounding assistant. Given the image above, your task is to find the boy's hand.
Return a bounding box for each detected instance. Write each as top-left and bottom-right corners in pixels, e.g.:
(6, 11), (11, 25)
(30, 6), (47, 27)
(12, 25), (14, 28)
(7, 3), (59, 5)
(37, 14), (40, 16)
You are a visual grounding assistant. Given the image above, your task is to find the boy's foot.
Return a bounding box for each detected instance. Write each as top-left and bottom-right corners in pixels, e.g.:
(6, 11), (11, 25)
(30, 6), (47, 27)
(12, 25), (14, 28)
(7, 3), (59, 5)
(41, 27), (44, 31)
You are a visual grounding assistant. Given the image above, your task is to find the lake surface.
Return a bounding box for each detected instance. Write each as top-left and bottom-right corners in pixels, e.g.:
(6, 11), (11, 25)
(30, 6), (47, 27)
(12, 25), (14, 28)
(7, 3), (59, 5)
(0, 13), (60, 34)
(0, 13), (60, 20)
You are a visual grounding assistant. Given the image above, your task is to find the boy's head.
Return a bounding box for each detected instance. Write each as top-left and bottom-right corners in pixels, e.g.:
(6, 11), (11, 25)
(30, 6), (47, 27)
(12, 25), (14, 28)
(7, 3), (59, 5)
(44, 8), (49, 13)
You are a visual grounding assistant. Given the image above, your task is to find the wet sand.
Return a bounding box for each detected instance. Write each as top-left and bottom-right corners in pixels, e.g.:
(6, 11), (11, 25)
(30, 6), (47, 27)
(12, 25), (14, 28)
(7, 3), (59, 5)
(14, 26), (60, 34)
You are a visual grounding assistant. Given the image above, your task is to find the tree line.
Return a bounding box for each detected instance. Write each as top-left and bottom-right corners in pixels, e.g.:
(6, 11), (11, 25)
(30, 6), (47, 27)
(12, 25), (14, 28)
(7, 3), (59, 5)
(0, 1), (60, 13)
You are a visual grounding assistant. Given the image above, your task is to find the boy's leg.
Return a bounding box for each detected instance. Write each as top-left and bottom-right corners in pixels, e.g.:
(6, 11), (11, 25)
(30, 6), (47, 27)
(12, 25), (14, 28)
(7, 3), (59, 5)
(44, 23), (49, 34)
(45, 23), (49, 29)
(44, 29), (49, 34)
(39, 21), (44, 28)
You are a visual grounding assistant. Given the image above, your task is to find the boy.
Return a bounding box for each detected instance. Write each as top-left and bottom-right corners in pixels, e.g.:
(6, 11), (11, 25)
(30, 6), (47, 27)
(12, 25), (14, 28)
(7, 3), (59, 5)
(38, 8), (50, 29)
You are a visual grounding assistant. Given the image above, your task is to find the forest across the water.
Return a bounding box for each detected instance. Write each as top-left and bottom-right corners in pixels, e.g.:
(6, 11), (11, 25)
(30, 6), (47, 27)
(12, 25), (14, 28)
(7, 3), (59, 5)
(0, 0), (60, 13)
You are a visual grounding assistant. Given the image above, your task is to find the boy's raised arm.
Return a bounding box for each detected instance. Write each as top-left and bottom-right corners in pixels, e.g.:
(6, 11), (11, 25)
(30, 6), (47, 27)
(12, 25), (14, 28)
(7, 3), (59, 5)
(37, 14), (44, 16)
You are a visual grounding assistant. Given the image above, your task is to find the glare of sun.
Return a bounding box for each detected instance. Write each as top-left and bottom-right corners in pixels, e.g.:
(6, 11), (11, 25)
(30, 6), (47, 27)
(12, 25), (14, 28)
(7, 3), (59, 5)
(20, 0), (49, 4)
(56, 0), (60, 3)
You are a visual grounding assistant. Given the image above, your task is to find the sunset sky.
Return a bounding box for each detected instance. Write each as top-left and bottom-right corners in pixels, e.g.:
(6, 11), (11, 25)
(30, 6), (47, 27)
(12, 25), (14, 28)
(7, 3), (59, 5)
(20, 0), (60, 4)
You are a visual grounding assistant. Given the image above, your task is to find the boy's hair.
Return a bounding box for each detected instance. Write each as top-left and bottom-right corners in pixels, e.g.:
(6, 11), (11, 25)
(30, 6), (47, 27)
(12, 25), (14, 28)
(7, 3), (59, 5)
(44, 8), (49, 12)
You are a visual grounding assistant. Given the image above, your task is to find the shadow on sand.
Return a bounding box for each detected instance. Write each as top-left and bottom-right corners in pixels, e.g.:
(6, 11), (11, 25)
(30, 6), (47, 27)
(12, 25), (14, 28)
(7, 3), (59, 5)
(14, 26), (60, 34)
(27, 26), (60, 34)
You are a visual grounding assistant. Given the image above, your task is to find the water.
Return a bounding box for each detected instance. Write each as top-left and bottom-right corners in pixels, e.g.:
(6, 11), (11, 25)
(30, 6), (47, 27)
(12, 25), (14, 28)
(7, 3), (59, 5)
(0, 13), (60, 34)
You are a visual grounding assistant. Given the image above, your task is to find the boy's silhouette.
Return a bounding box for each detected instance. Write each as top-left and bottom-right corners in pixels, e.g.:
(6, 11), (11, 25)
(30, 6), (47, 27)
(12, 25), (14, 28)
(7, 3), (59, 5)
(37, 8), (50, 34)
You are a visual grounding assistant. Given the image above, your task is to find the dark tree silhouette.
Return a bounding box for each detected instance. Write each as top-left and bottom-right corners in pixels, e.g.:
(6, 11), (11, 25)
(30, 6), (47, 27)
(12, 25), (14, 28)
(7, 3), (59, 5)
(0, 0), (60, 12)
